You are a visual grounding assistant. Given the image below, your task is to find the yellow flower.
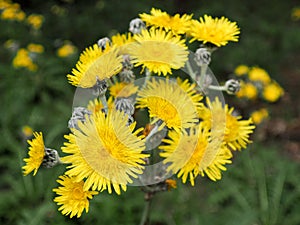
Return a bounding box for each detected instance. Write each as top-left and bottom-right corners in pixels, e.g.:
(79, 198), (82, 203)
(12, 48), (37, 71)
(136, 78), (203, 132)
(165, 179), (177, 190)
(140, 8), (192, 35)
(111, 33), (134, 55)
(248, 66), (271, 84)
(26, 14), (44, 29)
(199, 97), (255, 151)
(61, 110), (148, 195)
(236, 81), (258, 100)
(250, 108), (269, 125)
(57, 43), (77, 58)
(234, 64), (249, 76)
(291, 7), (300, 20)
(263, 81), (284, 102)
(160, 124), (232, 185)
(109, 82), (138, 98)
(87, 97), (114, 114)
(128, 28), (188, 76)
(67, 44), (123, 88)
(22, 132), (45, 176)
(189, 15), (240, 47)
(22, 125), (33, 138)
(1, 3), (25, 21)
(53, 175), (98, 218)
(27, 43), (44, 53)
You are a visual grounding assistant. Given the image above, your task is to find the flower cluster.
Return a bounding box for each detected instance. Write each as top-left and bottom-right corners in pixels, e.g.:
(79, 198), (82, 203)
(0, 0), (44, 30)
(233, 64), (284, 124)
(22, 8), (255, 218)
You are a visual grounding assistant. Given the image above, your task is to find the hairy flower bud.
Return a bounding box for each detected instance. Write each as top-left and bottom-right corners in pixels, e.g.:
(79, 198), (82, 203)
(129, 18), (145, 34)
(91, 78), (108, 96)
(68, 107), (92, 129)
(97, 37), (111, 51)
(115, 98), (135, 115)
(194, 47), (211, 66)
(225, 79), (240, 95)
(42, 148), (60, 168)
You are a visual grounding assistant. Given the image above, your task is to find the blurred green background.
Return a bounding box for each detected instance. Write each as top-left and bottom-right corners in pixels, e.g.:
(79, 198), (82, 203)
(1, 0), (300, 224)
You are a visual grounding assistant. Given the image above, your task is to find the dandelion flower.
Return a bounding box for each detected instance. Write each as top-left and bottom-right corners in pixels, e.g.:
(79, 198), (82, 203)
(53, 175), (98, 218)
(198, 97), (255, 150)
(248, 67), (271, 84)
(263, 81), (284, 102)
(160, 124), (232, 185)
(128, 28), (188, 76)
(189, 15), (240, 47)
(87, 97), (114, 114)
(109, 82), (139, 98)
(111, 33), (134, 55)
(23, 132), (45, 176)
(67, 44), (123, 88)
(136, 78), (202, 132)
(236, 81), (258, 100)
(61, 110), (148, 195)
(234, 64), (249, 76)
(140, 8), (192, 35)
(250, 108), (269, 125)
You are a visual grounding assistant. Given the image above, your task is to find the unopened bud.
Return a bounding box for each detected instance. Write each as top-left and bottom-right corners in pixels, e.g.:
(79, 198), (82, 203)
(129, 18), (145, 34)
(97, 37), (111, 51)
(42, 148), (60, 168)
(225, 79), (240, 95)
(194, 47), (211, 66)
(68, 107), (92, 129)
(91, 78), (108, 96)
(115, 98), (135, 115)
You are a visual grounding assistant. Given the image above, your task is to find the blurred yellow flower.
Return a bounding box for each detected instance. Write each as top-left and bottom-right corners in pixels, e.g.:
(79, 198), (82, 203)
(109, 82), (138, 98)
(27, 43), (44, 53)
(26, 14), (44, 29)
(53, 175), (98, 218)
(234, 64), (249, 76)
(160, 124), (233, 185)
(140, 8), (192, 35)
(87, 97), (114, 114)
(22, 125), (33, 138)
(291, 7), (300, 20)
(248, 66), (271, 84)
(263, 81), (284, 102)
(0, 2), (25, 21)
(13, 48), (37, 71)
(57, 43), (77, 58)
(22, 132), (45, 176)
(250, 108), (269, 125)
(189, 15), (240, 47)
(129, 28), (188, 75)
(61, 110), (148, 195)
(236, 82), (258, 100)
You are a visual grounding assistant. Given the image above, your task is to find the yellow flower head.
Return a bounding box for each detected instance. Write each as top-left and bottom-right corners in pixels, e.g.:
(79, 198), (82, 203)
(189, 15), (240, 47)
(236, 81), (258, 100)
(136, 78), (203, 132)
(87, 97), (114, 114)
(67, 44), (123, 88)
(27, 43), (44, 53)
(263, 81), (284, 102)
(234, 64), (249, 76)
(109, 82), (139, 98)
(26, 14), (44, 30)
(13, 48), (37, 71)
(61, 110), (148, 195)
(140, 8), (192, 35)
(199, 97), (255, 151)
(57, 43), (77, 58)
(22, 132), (45, 176)
(111, 33), (134, 55)
(250, 108), (269, 125)
(160, 124), (233, 185)
(53, 175), (98, 218)
(248, 66), (271, 84)
(128, 28), (188, 76)
(22, 125), (33, 138)
(291, 7), (300, 21)
(1, 3), (25, 21)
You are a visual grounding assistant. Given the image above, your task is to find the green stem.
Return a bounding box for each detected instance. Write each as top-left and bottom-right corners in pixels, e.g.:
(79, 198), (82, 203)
(185, 60), (196, 81)
(208, 85), (226, 91)
(143, 68), (151, 87)
(199, 64), (208, 88)
(139, 194), (152, 225)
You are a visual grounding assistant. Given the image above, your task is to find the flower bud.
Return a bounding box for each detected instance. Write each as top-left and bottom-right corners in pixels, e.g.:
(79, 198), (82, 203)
(129, 18), (145, 34)
(42, 148), (60, 168)
(97, 37), (111, 51)
(225, 79), (240, 95)
(194, 47), (211, 66)
(68, 107), (92, 129)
